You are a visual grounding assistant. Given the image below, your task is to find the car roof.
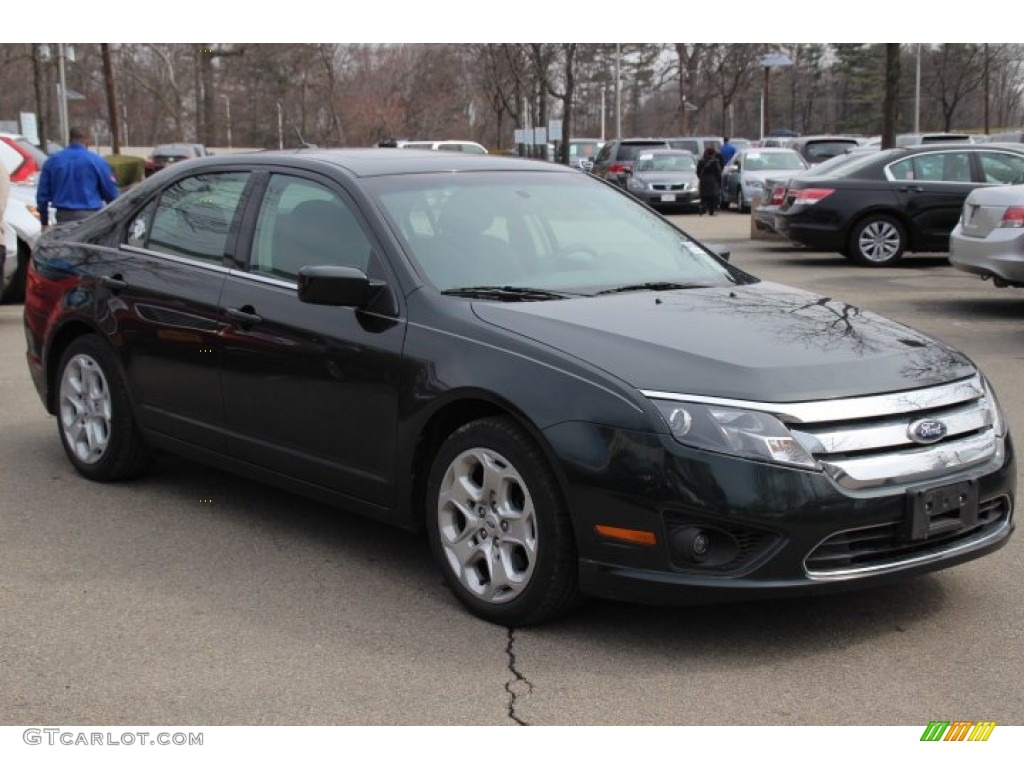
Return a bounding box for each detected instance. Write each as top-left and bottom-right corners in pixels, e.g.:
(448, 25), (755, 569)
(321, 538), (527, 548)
(168, 148), (570, 178)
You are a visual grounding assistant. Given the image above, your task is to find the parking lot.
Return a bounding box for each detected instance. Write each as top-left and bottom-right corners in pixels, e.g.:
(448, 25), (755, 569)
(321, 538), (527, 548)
(0, 212), (1020, 726)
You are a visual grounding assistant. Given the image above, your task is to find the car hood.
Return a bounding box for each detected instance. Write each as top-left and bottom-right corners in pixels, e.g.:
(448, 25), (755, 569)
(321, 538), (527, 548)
(471, 282), (975, 402)
(634, 172), (698, 183)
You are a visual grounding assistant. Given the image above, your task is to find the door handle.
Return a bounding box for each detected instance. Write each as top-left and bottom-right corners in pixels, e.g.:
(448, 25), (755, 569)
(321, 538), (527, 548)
(100, 274), (127, 291)
(225, 306), (263, 325)
(900, 185), (924, 193)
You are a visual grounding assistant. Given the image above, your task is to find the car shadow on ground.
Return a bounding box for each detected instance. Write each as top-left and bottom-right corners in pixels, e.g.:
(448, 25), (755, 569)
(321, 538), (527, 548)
(533, 576), (950, 659)
(138, 453), (951, 654)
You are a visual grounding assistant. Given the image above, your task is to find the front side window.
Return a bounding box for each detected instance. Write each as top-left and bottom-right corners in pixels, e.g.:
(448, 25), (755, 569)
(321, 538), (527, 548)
(978, 152), (1024, 184)
(250, 175), (373, 280)
(145, 172), (249, 263)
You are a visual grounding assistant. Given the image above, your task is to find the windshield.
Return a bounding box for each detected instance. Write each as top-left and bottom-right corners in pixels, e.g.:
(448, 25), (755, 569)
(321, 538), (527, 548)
(802, 140), (860, 163)
(741, 151), (806, 171)
(369, 171), (748, 295)
(635, 154), (696, 173)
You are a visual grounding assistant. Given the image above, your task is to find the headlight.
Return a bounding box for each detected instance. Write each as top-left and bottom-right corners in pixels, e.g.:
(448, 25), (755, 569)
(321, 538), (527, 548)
(627, 177), (646, 192)
(982, 377), (1007, 438)
(651, 399), (819, 469)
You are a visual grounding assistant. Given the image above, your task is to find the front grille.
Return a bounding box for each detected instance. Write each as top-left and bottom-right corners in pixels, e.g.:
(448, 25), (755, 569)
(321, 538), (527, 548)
(651, 183), (687, 191)
(805, 496), (1010, 575)
(785, 375), (999, 490)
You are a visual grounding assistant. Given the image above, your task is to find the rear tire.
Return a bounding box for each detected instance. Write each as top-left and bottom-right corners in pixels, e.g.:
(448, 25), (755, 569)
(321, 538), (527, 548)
(848, 215), (906, 266)
(56, 336), (152, 481)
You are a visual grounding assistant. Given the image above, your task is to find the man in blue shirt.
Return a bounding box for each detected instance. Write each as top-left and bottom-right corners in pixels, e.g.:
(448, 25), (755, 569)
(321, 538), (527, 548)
(37, 127), (119, 227)
(719, 136), (737, 166)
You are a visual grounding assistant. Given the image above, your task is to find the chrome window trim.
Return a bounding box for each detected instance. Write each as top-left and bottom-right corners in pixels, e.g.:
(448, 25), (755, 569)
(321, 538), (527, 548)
(119, 245), (233, 275)
(642, 375), (984, 424)
(226, 269), (297, 291)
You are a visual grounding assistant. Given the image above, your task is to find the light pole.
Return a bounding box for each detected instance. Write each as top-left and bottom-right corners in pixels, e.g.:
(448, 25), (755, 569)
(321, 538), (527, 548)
(914, 44), (921, 134)
(758, 52), (792, 140)
(221, 95), (232, 149)
(615, 43), (622, 138)
(276, 102), (283, 150)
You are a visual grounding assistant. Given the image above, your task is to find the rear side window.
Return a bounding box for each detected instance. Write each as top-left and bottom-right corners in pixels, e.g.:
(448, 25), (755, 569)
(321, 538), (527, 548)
(143, 172), (249, 263)
(889, 152), (971, 182)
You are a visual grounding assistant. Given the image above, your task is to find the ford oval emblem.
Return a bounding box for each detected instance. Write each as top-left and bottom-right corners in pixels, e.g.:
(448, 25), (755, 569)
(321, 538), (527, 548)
(909, 419), (948, 444)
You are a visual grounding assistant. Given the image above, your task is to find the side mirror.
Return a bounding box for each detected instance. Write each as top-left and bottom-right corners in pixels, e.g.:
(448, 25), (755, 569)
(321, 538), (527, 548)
(297, 265), (385, 308)
(707, 243), (731, 262)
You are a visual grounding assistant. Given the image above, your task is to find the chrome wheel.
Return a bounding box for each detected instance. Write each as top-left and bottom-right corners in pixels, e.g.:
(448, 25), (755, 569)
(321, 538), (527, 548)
(59, 353), (112, 465)
(436, 447), (538, 604)
(854, 218), (905, 264)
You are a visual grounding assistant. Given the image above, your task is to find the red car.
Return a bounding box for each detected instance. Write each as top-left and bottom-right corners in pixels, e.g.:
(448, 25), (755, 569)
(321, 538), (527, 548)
(144, 143), (210, 177)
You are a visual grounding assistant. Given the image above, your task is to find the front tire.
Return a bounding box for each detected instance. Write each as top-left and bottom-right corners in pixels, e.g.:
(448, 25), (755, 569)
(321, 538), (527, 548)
(56, 336), (151, 481)
(736, 188), (748, 213)
(848, 215), (906, 266)
(425, 417), (580, 626)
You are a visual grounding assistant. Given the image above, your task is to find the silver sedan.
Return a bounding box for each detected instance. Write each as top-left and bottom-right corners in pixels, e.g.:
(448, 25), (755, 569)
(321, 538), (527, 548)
(949, 184), (1024, 287)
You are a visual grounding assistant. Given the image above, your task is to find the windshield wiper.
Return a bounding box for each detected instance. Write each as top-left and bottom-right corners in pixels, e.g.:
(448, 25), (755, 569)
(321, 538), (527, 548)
(594, 281), (714, 296)
(441, 285), (574, 301)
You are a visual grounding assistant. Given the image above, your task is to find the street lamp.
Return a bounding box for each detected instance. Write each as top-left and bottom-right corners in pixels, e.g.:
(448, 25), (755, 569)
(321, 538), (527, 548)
(758, 52), (793, 140)
(221, 95), (232, 150)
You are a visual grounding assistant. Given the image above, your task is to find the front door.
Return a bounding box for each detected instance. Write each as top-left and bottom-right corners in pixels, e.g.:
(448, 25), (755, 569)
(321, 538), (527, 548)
(219, 171), (406, 508)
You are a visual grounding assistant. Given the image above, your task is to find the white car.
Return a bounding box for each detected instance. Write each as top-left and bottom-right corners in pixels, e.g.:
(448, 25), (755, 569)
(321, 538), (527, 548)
(1, 132), (47, 302)
(949, 183), (1024, 288)
(397, 140), (488, 154)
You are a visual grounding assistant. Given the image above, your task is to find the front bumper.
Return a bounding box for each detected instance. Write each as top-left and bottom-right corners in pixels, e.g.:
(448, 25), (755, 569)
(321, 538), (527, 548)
(543, 422), (1015, 605)
(632, 189), (699, 208)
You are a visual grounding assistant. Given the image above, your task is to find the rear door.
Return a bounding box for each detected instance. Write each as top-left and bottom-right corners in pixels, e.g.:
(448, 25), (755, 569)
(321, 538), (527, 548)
(219, 170), (406, 507)
(887, 150), (976, 249)
(113, 170), (252, 449)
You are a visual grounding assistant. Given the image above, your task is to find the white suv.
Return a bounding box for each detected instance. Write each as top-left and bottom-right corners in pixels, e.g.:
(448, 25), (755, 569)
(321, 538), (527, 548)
(398, 140), (488, 154)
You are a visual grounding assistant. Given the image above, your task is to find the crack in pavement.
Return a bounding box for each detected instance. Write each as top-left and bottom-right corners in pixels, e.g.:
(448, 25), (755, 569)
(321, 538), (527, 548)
(504, 627), (533, 725)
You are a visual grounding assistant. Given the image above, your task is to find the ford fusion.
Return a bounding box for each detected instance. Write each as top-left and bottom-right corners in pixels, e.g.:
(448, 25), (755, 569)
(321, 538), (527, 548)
(24, 150), (1015, 625)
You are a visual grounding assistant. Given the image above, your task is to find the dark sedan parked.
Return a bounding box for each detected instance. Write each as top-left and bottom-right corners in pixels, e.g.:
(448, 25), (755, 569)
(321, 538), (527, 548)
(144, 143), (211, 177)
(775, 143), (1024, 265)
(24, 150), (1014, 626)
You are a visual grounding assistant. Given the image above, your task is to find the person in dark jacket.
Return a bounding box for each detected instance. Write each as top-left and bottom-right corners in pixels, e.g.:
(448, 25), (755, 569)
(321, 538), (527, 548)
(37, 127), (119, 228)
(696, 146), (723, 216)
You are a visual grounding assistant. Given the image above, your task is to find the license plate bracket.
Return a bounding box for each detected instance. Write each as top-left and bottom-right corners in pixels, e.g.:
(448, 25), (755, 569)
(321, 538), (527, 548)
(905, 479), (979, 541)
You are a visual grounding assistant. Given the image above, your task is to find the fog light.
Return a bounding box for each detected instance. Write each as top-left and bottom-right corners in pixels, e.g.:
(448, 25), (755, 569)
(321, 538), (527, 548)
(670, 526), (739, 568)
(692, 531), (709, 556)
